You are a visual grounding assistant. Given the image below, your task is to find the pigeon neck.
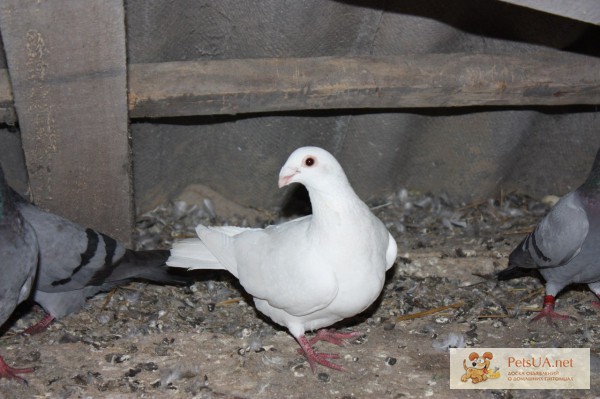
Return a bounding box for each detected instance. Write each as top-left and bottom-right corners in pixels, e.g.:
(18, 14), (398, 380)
(307, 184), (366, 224)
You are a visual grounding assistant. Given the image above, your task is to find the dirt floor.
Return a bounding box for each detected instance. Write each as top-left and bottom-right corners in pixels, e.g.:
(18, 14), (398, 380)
(1, 189), (599, 398)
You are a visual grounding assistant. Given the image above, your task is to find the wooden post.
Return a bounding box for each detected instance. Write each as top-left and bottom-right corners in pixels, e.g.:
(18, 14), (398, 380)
(0, 0), (133, 244)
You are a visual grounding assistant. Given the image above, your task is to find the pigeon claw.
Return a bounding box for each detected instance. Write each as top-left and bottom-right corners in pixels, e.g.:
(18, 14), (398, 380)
(296, 335), (346, 373)
(529, 295), (572, 324)
(22, 313), (55, 336)
(308, 328), (363, 347)
(0, 356), (34, 385)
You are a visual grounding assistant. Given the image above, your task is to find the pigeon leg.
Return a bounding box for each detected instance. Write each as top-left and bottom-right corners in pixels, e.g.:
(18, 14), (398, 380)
(307, 328), (362, 347)
(588, 283), (600, 308)
(22, 313), (55, 335)
(296, 328), (361, 356)
(530, 295), (571, 323)
(0, 356), (34, 384)
(296, 335), (344, 373)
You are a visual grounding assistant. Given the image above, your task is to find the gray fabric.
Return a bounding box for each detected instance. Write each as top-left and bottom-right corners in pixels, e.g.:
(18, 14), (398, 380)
(127, 0), (600, 212)
(125, 0), (596, 62)
(132, 109), (600, 211)
(499, 0), (600, 25)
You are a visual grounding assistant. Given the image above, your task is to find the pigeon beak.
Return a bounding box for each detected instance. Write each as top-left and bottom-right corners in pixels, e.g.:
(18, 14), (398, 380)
(278, 167), (299, 188)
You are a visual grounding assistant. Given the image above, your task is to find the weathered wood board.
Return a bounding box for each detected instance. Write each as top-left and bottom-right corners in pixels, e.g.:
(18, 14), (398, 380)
(0, 0), (132, 243)
(128, 52), (600, 118)
(0, 51), (597, 125)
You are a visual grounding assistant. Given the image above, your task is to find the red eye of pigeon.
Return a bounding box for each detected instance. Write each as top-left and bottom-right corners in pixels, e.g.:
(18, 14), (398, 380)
(304, 157), (315, 167)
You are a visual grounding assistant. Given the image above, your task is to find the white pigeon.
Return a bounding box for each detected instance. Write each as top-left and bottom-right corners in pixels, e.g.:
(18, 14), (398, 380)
(168, 146), (397, 372)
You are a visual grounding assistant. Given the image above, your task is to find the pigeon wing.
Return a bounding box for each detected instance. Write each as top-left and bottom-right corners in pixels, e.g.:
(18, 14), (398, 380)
(509, 192), (588, 268)
(236, 218), (338, 317)
(201, 217), (338, 317)
(14, 197), (128, 292)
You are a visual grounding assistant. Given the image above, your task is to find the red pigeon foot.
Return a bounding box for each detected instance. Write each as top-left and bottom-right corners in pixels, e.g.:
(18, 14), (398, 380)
(530, 295), (571, 323)
(296, 329), (361, 357)
(296, 335), (344, 373)
(307, 328), (362, 346)
(22, 313), (55, 335)
(0, 356), (34, 384)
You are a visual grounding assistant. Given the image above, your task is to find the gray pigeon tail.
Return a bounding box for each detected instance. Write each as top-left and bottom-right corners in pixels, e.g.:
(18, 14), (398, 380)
(0, 165), (38, 383)
(7, 187), (192, 332)
(87, 249), (187, 286)
(500, 147), (600, 323)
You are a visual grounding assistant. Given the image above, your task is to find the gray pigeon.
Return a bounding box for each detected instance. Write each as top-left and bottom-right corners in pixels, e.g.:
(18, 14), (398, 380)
(7, 187), (191, 334)
(500, 148), (600, 322)
(0, 165), (38, 383)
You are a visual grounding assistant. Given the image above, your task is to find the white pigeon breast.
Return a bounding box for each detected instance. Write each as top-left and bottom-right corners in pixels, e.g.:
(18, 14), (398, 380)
(234, 210), (391, 328)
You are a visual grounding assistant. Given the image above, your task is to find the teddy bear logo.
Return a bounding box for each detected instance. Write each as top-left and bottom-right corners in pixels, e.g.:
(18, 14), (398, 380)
(461, 351), (501, 383)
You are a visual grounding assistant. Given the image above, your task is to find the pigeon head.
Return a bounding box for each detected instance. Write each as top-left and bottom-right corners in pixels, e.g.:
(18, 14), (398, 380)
(278, 147), (348, 191)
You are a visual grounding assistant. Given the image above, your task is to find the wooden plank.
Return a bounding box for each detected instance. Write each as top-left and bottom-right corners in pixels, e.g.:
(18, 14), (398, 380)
(128, 52), (600, 118)
(0, 0), (133, 244)
(0, 51), (597, 126)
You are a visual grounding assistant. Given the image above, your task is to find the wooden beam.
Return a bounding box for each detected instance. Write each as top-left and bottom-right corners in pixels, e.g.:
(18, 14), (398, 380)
(128, 53), (600, 118)
(0, 52), (598, 126)
(0, 0), (133, 244)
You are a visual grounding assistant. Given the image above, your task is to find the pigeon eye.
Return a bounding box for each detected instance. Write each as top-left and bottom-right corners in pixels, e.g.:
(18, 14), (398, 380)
(304, 157), (316, 167)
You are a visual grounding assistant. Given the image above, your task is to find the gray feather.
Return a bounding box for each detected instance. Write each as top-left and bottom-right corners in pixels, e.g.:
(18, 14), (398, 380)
(0, 165), (38, 328)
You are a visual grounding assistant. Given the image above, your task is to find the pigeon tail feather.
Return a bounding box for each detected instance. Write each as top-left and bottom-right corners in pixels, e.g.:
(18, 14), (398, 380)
(92, 249), (193, 286)
(167, 237), (226, 271)
(496, 266), (529, 280)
